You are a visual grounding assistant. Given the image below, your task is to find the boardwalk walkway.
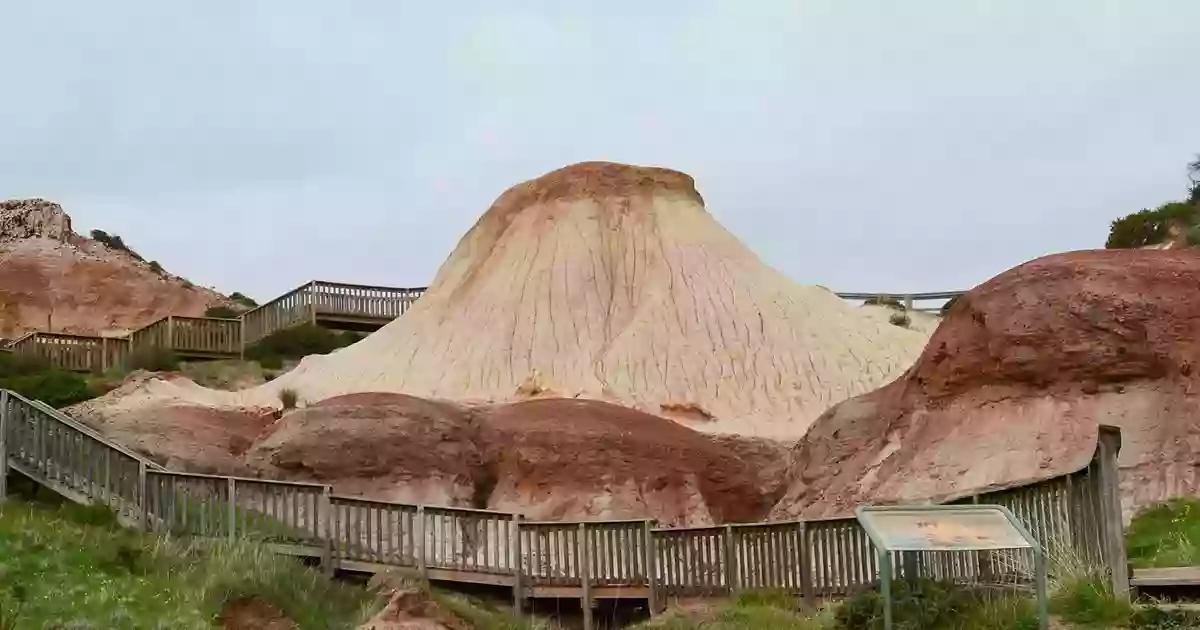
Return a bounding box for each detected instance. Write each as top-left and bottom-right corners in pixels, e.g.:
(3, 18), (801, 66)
(0, 387), (1125, 628)
(3, 281), (963, 374)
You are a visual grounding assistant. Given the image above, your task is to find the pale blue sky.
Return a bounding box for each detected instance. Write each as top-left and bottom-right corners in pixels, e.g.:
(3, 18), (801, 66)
(1, 1), (1197, 301)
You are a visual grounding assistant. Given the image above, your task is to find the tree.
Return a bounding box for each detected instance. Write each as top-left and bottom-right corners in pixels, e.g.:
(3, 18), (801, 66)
(1189, 154), (1200, 185)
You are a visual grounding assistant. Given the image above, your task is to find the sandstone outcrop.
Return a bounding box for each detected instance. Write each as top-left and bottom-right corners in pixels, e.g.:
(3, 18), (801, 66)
(78, 389), (778, 526)
(96, 162), (931, 440)
(770, 249), (1200, 522)
(0, 198), (233, 339)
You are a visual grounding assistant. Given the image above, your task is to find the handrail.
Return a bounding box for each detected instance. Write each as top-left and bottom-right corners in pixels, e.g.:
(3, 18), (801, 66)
(0, 387), (1123, 610)
(835, 290), (966, 301)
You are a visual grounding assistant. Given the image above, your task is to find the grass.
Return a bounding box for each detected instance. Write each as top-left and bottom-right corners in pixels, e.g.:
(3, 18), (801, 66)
(634, 590), (833, 630)
(0, 498), (376, 629)
(1127, 497), (1200, 569)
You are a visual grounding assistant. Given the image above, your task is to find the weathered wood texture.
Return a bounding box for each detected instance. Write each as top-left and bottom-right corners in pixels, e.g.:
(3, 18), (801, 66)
(129, 316), (241, 361)
(7, 331), (129, 373)
(0, 388), (1127, 623)
(241, 281), (423, 346)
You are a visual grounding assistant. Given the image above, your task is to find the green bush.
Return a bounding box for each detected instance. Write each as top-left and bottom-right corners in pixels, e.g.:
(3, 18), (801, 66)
(244, 324), (356, 368)
(229, 292), (259, 309)
(203, 305), (240, 319)
(835, 578), (1037, 630)
(148, 260), (164, 275)
(1127, 497), (1200, 568)
(128, 347), (180, 373)
(279, 387), (299, 410)
(89, 229), (144, 261)
(889, 312), (911, 328)
(1106, 201), (1196, 249)
(1049, 575), (1131, 627)
(0, 369), (95, 408)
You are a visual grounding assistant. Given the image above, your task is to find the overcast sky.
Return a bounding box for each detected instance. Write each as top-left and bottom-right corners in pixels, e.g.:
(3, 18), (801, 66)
(2, 2), (1197, 302)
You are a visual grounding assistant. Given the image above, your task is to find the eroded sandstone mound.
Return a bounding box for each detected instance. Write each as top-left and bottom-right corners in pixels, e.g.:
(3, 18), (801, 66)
(0, 198), (232, 338)
(82, 391), (778, 526)
(770, 249), (1200, 521)
(109, 162), (929, 439)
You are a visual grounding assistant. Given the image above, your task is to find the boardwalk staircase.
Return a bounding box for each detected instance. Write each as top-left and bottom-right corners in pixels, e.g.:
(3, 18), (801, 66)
(0, 386), (1133, 628)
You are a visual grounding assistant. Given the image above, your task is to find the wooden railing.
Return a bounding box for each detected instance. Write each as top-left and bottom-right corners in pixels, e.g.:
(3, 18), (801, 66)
(0, 388), (1126, 629)
(241, 281), (424, 346)
(6, 332), (130, 373)
(129, 316), (241, 359)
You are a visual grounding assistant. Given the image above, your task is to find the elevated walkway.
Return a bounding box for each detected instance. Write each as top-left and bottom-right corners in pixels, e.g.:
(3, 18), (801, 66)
(0, 388), (1127, 628)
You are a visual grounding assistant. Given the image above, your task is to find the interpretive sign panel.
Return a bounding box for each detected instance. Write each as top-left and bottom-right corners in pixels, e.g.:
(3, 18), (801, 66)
(856, 505), (1033, 552)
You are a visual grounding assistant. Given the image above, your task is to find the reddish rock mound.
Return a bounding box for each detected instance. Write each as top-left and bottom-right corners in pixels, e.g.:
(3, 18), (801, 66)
(771, 249), (1200, 521)
(80, 386), (777, 526)
(246, 393), (482, 507)
(0, 198), (232, 338)
(480, 398), (775, 526)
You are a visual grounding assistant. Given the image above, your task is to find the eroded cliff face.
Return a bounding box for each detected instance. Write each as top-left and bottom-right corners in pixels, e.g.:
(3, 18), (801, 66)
(0, 198), (232, 339)
(771, 249), (1200, 522)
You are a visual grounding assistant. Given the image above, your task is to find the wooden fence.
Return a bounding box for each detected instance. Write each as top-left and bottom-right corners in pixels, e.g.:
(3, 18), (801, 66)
(0, 386), (1129, 630)
(6, 331), (130, 373)
(241, 281), (424, 346)
(128, 316), (241, 360)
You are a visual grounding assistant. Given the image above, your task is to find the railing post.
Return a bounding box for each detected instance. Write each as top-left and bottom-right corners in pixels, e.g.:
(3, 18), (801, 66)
(511, 514), (524, 618)
(579, 522), (592, 630)
(137, 461), (149, 532)
(644, 519), (658, 616)
(227, 477), (237, 541)
(799, 522), (814, 610)
(166, 317), (175, 352)
(320, 486), (333, 576)
(416, 505), (427, 580)
(0, 390), (8, 500)
(723, 524), (738, 594)
(307, 281), (319, 325)
(1096, 425), (1129, 599)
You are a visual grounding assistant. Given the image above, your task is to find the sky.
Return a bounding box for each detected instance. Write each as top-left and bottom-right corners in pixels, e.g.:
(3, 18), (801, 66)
(1, 1), (1198, 303)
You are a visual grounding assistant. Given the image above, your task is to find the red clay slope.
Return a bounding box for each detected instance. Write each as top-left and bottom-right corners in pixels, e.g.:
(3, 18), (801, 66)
(771, 249), (1200, 522)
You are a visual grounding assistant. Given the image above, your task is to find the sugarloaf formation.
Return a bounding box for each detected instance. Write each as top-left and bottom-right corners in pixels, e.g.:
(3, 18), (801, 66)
(199, 161), (928, 438)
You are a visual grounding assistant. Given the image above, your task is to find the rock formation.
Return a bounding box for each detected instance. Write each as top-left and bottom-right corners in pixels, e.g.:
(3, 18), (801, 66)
(0, 198), (233, 339)
(98, 161), (930, 440)
(770, 249), (1200, 522)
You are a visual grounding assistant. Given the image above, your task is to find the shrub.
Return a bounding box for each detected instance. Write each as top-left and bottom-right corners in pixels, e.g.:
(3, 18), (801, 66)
(1049, 575), (1131, 627)
(148, 260), (164, 275)
(1106, 201), (1196, 249)
(128, 347), (180, 373)
(864, 296), (906, 310)
(244, 324), (356, 368)
(0, 369), (95, 408)
(889, 312), (911, 328)
(89, 229), (144, 261)
(835, 578), (1037, 630)
(278, 388), (299, 411)
(940, 295), (960, 316)
(229, 292), (259, 309)
(203, 305), (240, 319)
(1127, 497), (1200, 568)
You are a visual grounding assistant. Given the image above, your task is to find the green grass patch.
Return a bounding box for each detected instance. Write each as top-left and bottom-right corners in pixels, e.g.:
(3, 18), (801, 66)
(1127, 497), (1200, 569)
(635, 589), (832, 630)
(0, 499), (375, 629)
(833, 579), (1039, 630)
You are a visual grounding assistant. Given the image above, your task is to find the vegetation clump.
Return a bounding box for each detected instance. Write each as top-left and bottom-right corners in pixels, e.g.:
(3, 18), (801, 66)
(230, 292), (259, 309)
(88, 229), (144, 261)
(244, 324), (362, 369)
(888, 312), (911, 328)
(0, 497), (376, 629)
(1127, 497), (1200, 569)
(1106, 156), (1200, 249)
(0, 353), (96, 407)
(203, 305), (241, 319)
(127, 347), (180, 373)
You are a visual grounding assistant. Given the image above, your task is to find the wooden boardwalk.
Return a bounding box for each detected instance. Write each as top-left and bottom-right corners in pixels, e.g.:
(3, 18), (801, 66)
(0, 387), (1126, 628)
(1, 281), (963, 373)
